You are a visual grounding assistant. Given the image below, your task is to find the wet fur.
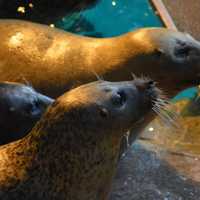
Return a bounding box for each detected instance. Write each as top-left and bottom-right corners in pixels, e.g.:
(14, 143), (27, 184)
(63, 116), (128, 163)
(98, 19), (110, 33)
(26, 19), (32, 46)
(0, 80), (159, 200)
(0, 20), (200, 98)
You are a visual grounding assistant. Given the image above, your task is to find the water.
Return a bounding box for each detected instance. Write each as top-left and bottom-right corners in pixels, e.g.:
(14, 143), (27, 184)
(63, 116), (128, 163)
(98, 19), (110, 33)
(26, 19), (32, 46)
(172, 87), (198, 102)
(56, 0), (163, 37)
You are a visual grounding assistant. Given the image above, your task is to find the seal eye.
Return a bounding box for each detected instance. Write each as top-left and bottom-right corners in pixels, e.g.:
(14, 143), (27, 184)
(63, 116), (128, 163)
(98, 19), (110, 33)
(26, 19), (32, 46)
(112, 91), (126, 106)
(25, 100), (40, 116)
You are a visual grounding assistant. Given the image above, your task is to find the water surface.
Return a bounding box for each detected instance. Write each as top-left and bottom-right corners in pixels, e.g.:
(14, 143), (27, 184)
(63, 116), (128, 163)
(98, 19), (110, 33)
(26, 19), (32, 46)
(56, 0), (163, 37)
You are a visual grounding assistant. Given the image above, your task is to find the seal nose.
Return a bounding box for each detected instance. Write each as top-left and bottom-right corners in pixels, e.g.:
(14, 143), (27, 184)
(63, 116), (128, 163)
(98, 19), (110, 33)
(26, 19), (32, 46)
(146, 80), (155, 89)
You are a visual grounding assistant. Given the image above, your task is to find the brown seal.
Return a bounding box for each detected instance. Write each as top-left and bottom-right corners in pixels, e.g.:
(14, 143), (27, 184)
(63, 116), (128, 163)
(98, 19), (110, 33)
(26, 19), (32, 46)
(0, 78), (160, 200)
(0, 82), (54, 145)
(0, 19), (200, 98)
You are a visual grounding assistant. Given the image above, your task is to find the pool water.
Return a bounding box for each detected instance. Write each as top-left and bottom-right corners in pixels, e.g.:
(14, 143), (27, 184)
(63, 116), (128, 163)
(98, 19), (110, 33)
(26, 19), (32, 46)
(172, 87), (198, 102)
(56, 0), (163, 37)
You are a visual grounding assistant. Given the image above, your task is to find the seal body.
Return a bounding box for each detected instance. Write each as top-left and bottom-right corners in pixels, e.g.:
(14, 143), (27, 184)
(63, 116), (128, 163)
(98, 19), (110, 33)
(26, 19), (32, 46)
(0, 82), (54, 144)
(0, 20), (200, 98)
(0, 79), (160, 200)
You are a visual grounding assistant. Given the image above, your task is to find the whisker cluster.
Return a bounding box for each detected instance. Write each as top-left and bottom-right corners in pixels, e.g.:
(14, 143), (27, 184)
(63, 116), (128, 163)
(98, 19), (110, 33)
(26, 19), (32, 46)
(152, 94), (180, 128)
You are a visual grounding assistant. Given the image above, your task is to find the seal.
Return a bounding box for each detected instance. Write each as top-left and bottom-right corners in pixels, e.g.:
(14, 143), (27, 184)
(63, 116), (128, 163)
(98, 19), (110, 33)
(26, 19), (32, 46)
(0, 82), (54, 145)
(0, 78), (160, 200)
(0, 19), (200, 98)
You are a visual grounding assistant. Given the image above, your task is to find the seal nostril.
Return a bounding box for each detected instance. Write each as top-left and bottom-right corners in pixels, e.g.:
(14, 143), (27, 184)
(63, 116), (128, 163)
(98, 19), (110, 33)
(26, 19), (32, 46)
(174, 45), (191, 58)
(117, 91), (126, 105)
(147, 80), (155, 89)
(148, 80), (154, 85)
(112, 91), (126, 106)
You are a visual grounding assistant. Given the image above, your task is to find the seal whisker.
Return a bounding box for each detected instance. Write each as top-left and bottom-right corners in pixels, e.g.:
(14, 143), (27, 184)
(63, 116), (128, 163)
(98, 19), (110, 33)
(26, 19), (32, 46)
(153, 107), (175, 125)
(156, 100), (170, 107)
(140, 74), (151, 82)
(152, 94), (180, 127)
(154, 100), (168, 107)
(20, 75), (33, 89)
(153, 102), (179, 128)
(155, 98), (179, 120)
(152, 107), (170, 124)
(131, 72), (137, 80)
(91, 70), (104, 81)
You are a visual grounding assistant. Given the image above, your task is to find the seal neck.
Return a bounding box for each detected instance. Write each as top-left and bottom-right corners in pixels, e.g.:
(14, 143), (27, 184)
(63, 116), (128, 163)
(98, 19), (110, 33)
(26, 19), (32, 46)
(12, 102), (121, 199)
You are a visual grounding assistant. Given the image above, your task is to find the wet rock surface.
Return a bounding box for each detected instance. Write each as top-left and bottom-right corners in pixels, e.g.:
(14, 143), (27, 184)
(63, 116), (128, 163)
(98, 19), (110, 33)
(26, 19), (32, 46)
(110, 88), (200, 200)
(110, 141), (200, 200)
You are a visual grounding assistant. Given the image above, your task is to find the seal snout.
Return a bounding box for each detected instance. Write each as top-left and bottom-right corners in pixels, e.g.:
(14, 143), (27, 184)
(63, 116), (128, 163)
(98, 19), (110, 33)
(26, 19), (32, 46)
(133, 78), (160, 108)
(171, 34), (200, 65)
(133, 79), (155, 90)
(143, 80), (156, 92)
(146, 80), (159, 100)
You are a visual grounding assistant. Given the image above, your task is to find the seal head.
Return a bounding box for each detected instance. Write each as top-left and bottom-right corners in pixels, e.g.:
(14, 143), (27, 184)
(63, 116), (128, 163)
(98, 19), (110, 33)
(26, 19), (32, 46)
(0, 82), (54, 144)
(128, 28), (200, 93)
(0, 79), (160, 200)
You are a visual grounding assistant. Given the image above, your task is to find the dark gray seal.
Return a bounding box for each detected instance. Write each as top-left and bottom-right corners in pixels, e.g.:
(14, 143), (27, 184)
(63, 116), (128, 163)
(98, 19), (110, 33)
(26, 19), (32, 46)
(0, 82), (54, 144)
(0, 78), (160, 200)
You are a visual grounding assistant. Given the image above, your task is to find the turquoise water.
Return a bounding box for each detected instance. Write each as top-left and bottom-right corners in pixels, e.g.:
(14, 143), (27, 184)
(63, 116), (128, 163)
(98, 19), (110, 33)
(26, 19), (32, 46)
(172, 87), (198, 102)
(56, 0), (163, 37)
